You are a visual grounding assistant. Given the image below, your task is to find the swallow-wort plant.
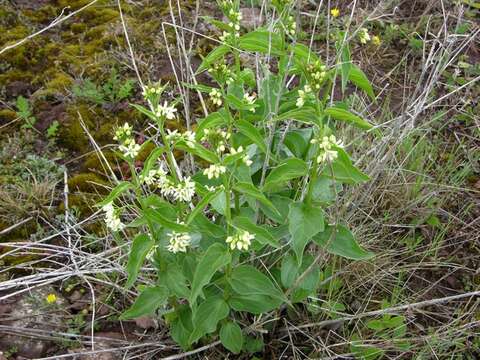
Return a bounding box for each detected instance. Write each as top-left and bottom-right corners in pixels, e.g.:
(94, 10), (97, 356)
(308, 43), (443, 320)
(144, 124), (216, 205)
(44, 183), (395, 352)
(100, 0), (375, 353)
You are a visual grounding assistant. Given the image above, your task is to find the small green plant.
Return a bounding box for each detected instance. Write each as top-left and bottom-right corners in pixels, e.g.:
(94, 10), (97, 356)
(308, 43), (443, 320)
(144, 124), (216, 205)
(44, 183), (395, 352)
(15, 95), (36, 130)
(100, 0), (376, 354)
(47, 120), (60, 139)
(72, 69), (134, 105)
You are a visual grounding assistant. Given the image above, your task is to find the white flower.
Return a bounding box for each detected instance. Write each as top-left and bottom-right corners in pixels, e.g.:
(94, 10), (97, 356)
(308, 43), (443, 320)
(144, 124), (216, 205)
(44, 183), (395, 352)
(225, 230), (254, 251)
(156, 101), (177, 120)
(209, 88), (223, 107)
(102, 202), (125, 232)
(314, 135), (343, 163)
(296, 84), (312, 108)
(183, 130), (196, 148)
(243, 93), (256, 112)
(174, 177), (196, 202)
(140, 167), (169, 188)
(119, 138), (141, 159)
(203, 164), (226, 179)
(229, 146), (244, 155)
(358, 28), (371, 44)
(167, 231), (191, 253)
(242, 154), (253, 166)
(113, 122), (133, 141)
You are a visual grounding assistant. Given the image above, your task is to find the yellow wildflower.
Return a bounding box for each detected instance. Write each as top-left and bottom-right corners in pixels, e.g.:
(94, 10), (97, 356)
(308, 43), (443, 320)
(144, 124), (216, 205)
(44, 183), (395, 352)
(46, 293), (57, 304)
(330, 8), (340, 18)
(372, 35), (381, 46)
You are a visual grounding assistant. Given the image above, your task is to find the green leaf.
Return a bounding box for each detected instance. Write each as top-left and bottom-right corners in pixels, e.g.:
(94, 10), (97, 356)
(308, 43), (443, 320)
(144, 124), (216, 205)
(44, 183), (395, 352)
(144, 208), (188, 232)
(197, 45), (231, 74)
(236, 119), (267, 154)
(313, 224), (374, 260)
(97, 181), (132, 207)
(232, 217), (280, 248)
(164, 264), (190, 298)
(238, 29), (283, 55)
(140, 147), (165, 178)
(233, 182), (279, 215)
(187, 186), (222, 225)
(16, 95), (31, 117)
(349, 64), (375, 100)
(175, 142), (220, 164)
(324, 106), (373, 130)
(323, 148), (369, 184)
(229, 294), (282, 314)
(130, 103), (157, 121)
(230, 265), (284, 301)
(337, 40), (352, 94)
(288, 201), (324, 264)
(220, 321), (243, 354)
(280, 253), (298, 288)
(189, 296), (230, 343)
(119, 286), (169, 319)
(276, 106), (318, 124)
(263, 158), (308, 192)
(189, 243), (231, 305)
(125, 234), (154, 288)
(290, 43), (319, 64)
(170, 305), (194, 350)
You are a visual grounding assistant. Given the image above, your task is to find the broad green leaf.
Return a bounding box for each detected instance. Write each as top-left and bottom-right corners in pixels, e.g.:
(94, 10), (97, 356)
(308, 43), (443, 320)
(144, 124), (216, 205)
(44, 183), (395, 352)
(232, 217), (280, 248)
(220, 321), (243, 354)
(189, 296), (229, 343)
(119, 286), (169, 319)
(163, 264), (190, 298)
(276, 106), (317, 124)
(190, 213), (226, 238)
(288, 201), (324, 264)
(283, 130), (309, 158)
(260, 195), (292, 223)
(291, 254), (320, 303)
(229, 294), (282, 314)
(97, 181), (132, 207)
(230, 265), (284, 301)
(290, 43), (319, 64)
(144, 208), (188, 232)
(313, 224), (374, 260)
(170, 305), (194, 350)
(125, 234), (154, 288)
(140, 147), (165, 178)
(280, 253), (298, 288)
(238, 29), (283, 55)
(337, 40), (352, 93)
(189, 243), (231, 305)
(324, 106), (373, 130)
(196, 45), (230, 74)
(263, 158), (308, 191)
(195, 110), (228, 141)
(323, 148), (369, 184)
(236, 119), (267, 154)
(130, 103), (157, 121)
(233, 182), (280, 215)
(175, 142), (220, 164)
(187, 186), (222, 225)
(349, 64), (375, 100)
(311, 176), (341, 203)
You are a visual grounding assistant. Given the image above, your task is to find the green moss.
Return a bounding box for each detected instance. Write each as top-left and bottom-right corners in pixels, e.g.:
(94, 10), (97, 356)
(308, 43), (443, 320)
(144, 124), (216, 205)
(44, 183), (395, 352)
(68, 173), (108, 193)
(70, 22), (87, 34)
(80, 7), (118, 27)
(58, 104), (96, 152)
(0, 69), (34, 84)
(82, 151), (116, 172)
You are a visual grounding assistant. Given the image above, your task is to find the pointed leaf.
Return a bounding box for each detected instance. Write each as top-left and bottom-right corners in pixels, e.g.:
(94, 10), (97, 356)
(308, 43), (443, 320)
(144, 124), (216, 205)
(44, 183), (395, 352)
(125, 234), (154, 288)
(119, 286), (169, 319)
(324, 107), (373, 130)
(220, 321), (243, 354)
(263, 158), (308, 191)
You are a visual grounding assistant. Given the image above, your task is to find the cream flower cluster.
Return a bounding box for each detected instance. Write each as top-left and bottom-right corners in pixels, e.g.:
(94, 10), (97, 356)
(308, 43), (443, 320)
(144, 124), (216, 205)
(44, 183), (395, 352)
(219, 7), (242, 42)
(102, 202), (125, 232)
(243, 92), (257, 113)
(312, 135), (343, 163)
(202, 128), (231, 153)
(296, 84), (313, 108)
(162, 177), (196, 203)
(203, 164), (226, 179)
(167, 231), (191, 253)
(229, 146), (252, 166)
(140, 166), (169, 188)
(155, 101), (177, 120)
(358, 28), (371, 44)
(285, 16), (297, 36)
(226, 230), (255, 251)
(142, 84), (164, 99)
(166, 129), (196, 148)
(114, 122), (140, 159)
(209, 88), (223, 107)
(306, 60), (327, 90)
(208, 60), (234, 85)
